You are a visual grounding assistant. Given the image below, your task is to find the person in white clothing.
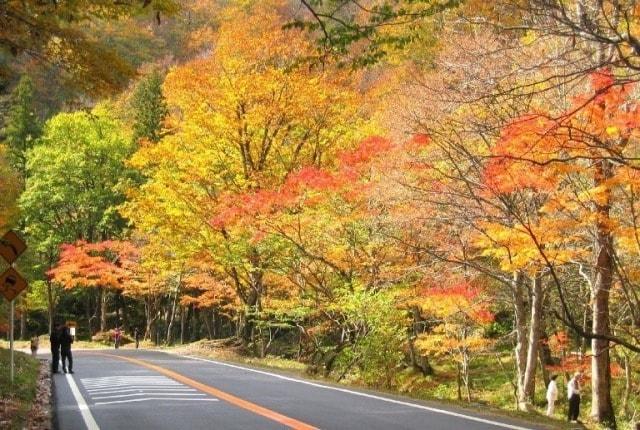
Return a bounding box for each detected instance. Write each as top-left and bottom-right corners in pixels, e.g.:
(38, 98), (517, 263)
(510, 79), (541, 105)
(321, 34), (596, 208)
(567, 372), (582, 422)
(546, 374), (559, 416)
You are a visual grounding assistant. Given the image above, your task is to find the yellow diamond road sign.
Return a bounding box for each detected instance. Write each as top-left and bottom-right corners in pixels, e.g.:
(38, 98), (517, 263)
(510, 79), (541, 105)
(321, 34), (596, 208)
(0, 267), (28, 302)
(0, 231), (27, 265)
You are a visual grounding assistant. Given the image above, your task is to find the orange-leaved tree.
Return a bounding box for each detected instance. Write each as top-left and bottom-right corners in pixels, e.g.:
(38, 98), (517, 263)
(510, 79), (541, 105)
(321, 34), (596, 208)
(49, 241), (139, 333)
(414, 281), (495, 402)
(482, 69), (640, 426)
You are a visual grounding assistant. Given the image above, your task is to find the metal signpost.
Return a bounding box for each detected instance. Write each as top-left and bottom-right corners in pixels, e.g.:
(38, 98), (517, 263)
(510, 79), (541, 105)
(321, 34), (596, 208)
(0, 230), (28, 383)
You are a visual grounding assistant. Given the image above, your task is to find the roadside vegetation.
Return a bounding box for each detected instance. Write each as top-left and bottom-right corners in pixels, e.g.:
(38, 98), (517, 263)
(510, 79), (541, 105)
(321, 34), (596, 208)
(168, 340), (576, 429)
(0, 349), (39, 429)
(2, 1), (640, 429)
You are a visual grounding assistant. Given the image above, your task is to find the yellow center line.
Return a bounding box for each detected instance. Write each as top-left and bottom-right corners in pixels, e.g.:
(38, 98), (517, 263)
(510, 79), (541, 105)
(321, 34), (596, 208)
(83, 352), (319, 430)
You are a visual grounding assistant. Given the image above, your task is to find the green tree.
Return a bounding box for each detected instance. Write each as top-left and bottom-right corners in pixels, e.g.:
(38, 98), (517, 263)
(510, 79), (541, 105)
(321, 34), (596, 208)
(131, 71), (168, 144)
(19, 105), (133, 329)
(21, 105), (132, 248)
(4, 75), (41, 182)
(3, 75), (42, 339)
(0, 144), (19, 231)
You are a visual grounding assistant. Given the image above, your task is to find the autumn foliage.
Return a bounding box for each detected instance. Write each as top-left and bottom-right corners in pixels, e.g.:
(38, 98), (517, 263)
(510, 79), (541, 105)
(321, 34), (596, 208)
(26, 2), (640, 426)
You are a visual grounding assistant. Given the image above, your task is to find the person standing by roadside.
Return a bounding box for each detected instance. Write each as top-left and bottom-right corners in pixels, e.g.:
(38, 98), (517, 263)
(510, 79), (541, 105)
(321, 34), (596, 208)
(50, 324), (61, 373)
(114, 326), (122, 349)
(60, 323), (74, 374)
(30, 336), (39, 357)
(546, 374), (559, 416)
(134, 327), (140, 349)
(567, 372), (582, 423)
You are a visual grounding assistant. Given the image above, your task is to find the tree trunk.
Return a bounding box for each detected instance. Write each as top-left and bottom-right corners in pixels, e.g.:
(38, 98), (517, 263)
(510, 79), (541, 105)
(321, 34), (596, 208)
(165, 291), (179, 345)
(144, 296), (158, 342)
(538, 305), (552, 387)
(242, 292), (258, 344)
(521, 274), (543, 409)
(115, 294), (121, 326)
(203, 310), (213, 340)
(456, 362), (462, 401)
(462, 350), (472, 402)
(590, 159), (616, 428)
(512, 272), (529, 410)
(180, 306), (186, 345)
(120, 294), (129, 332)
(240, 249), (264, 345)
(621, 354), (631, 417)
(100, 288), (107, 332)
(46, 279), (54, 335)
(190, 305), (198, 341)
(19, 297), (26, 339)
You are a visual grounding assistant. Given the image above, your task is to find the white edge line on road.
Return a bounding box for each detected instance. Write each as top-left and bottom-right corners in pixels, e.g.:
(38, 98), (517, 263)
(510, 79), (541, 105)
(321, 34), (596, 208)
(182, 354), (534, 430)
(94, 398), (219, 406)
(65, 374), (100, 430)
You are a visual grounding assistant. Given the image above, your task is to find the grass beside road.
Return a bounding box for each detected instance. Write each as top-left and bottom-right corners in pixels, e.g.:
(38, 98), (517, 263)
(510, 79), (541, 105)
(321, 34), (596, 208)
(0, 348), (39, 429)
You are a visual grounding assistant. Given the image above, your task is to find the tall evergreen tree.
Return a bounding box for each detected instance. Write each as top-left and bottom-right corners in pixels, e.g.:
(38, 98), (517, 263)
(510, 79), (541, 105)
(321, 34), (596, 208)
(131, 71), (168, 144)
(5, 75), (41, 182)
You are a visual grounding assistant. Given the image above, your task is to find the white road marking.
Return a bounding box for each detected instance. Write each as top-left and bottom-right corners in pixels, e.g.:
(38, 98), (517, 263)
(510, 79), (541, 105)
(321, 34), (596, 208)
(66, 374), (101, 430)
(87, 388), (196, 394)
(94, 398), (219, 406)
(84, 384), (182, 389)
(83, 377), (180, 383)
(81, 375), (217, 407)
(184, 355), (535, 430)
(92, 392), (206, 400)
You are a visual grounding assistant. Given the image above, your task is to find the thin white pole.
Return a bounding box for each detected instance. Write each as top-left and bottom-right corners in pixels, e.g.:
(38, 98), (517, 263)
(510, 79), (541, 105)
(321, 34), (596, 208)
(10, 299), (14, 383)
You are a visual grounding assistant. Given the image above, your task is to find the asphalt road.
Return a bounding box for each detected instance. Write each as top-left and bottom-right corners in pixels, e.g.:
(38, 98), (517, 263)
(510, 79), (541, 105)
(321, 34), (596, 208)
(50, 349), (551, 430)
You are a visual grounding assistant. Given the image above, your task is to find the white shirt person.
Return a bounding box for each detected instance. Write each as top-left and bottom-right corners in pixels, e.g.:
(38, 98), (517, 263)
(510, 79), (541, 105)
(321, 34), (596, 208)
(546, 375), (559, 416)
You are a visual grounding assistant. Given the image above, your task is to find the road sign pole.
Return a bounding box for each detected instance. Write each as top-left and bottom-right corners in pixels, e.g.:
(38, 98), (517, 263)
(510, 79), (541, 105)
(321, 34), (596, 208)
(10, 298), (14, 383)
(0, 230), (28, 385)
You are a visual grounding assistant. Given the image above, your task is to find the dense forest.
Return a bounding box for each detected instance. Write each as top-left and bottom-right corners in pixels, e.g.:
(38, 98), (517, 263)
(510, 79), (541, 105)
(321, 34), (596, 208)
(1, 0), (640, 428)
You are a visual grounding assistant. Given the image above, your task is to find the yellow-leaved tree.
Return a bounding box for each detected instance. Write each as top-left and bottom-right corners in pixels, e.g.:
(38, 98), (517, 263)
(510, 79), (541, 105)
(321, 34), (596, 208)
(122, 0), (371, 345)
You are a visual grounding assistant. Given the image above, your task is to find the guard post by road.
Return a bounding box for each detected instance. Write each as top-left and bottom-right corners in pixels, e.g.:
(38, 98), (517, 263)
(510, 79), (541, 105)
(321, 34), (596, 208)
(0, 230), (28, 383)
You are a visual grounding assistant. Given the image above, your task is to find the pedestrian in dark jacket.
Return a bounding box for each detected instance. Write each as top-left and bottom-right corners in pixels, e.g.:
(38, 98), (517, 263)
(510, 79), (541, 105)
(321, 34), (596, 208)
(60, 324), (74, 374)
(50, 325), (61, 373)
(134, 328), (140, 349)
(114, 326), (122, 349)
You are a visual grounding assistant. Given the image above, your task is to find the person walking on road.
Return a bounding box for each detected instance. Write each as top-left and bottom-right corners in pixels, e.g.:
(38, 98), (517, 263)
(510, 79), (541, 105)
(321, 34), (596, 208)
(50, 324), (61, 373)
(60, 323), (74, 374)
(546, 374), (558, 416)
(567, 372), (582, 423)
(134, 327), (140, 349)
(114, 326), (122, 349)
